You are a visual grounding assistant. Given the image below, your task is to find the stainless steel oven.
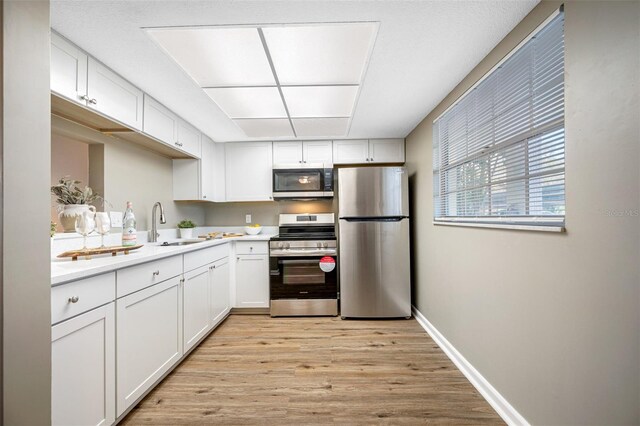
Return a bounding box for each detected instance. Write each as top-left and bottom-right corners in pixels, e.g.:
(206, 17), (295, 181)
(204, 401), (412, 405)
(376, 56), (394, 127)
(272, 164), (334, 199)
(269, 213), (338, 317)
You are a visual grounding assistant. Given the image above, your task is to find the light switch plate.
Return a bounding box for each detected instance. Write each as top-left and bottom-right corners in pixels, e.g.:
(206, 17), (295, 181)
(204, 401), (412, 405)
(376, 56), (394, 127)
(110, 211), (123, 227)
(245, 214), (252, 224)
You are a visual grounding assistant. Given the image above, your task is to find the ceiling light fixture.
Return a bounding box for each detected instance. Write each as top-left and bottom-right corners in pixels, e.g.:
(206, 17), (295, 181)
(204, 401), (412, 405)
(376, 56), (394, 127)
(146, 22), (379, 139)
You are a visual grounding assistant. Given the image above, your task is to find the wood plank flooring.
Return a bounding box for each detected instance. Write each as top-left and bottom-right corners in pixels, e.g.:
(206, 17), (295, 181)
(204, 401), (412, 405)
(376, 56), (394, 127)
(121, 315), (503, 425)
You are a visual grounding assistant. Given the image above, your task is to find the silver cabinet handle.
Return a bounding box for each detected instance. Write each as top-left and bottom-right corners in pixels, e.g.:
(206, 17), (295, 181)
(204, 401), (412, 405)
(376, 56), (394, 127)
(89, 98), (97, 105)
(203, 195), (207, 199)
(153, 270), (160, 276)
(249, 246), (253, 251)
(175, 142), (183, 147)
(79, 95), (90, 102)
(68, 296), (79, 303)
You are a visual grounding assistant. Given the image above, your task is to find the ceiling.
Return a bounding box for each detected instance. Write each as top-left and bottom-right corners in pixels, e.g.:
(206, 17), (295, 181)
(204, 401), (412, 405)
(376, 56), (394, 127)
(51, 0), (539, 142)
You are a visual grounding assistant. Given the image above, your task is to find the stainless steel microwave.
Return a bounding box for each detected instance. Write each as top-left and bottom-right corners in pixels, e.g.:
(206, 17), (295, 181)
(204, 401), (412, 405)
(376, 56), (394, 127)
(272, 164), (334, 199)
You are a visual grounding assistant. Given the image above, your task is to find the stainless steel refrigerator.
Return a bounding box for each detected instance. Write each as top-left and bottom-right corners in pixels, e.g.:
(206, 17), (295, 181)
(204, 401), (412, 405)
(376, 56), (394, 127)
(338, 166), (411, 319)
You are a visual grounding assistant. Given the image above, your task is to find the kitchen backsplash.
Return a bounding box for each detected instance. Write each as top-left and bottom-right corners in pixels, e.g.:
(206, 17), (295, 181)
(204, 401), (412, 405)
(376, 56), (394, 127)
(204, 199), (336, 226)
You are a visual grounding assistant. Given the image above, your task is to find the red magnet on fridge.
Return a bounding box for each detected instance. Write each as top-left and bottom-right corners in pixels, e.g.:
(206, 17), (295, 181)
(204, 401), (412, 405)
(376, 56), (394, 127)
(319, 256), (336, 272)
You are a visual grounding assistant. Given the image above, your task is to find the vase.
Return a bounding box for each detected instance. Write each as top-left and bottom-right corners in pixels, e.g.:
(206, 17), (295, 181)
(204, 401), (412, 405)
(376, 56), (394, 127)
(179, 228), (193, 239)
(58, 204), (96, 233)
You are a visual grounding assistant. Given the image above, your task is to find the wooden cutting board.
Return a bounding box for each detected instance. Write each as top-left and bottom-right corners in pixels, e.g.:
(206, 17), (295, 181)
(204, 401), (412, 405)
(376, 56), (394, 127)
(57, 244), (144, 261)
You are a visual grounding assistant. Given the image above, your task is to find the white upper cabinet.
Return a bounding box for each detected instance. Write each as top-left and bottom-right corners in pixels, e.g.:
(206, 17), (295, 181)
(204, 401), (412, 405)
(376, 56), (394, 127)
(225, 142), (273, 202)
(273, 140), (333, 165)
(369, 138), (405, 163)
(332, 139), (369, 164)
(173, 135), (224, 202)
(333, 139), (405, 164)
(51, 32), (88, 104)
(87, 58), (144, 130)
(177, 119), (202, 158)
(143, 94), (178, 144)
(303, 140), (333, 165)
(273, 141), (303, 165)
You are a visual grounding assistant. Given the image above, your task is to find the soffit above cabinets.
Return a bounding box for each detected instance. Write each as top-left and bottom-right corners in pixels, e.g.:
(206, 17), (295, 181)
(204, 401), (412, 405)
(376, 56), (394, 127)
(146, 22), (378, 139)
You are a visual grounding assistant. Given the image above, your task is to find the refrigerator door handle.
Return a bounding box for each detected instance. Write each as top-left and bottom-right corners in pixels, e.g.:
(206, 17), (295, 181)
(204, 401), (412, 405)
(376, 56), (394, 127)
(341, 217), (408, 222)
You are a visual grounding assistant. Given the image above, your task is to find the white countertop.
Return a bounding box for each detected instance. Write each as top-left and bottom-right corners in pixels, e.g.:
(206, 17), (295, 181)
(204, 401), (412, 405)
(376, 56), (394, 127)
(51, 233), (274, 286)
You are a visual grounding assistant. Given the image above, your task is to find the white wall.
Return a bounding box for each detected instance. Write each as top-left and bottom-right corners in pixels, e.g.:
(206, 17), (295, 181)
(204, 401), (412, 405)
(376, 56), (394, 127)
(405, 1), (640, 424)
(205, 199), (334, 226)
(2, 0), (52, 423)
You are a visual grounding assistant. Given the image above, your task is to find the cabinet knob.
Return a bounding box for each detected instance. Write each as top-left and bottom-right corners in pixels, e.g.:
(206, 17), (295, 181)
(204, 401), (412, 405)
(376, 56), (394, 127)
(68, 296), (79, 303)
(79, 95), (90, 102)
(89, 98), (97, 105)
(153, 270), (160, 276)
(203, 195), (207, 198)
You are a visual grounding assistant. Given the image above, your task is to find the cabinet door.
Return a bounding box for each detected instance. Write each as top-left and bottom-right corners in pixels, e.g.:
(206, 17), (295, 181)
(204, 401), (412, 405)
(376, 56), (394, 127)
(303, 140), (333, 165)
(225, 142), (273, 201)
(143, 94), (178, 145)
(332, 140), (369, 164)
(273, 141), (303, 165)
(211, 257), (230, 327)
(177, 119), (201, 158)
(116, 277), (182, 416)
(87, 58), (144, 130)
(369, 139), (405, 163)
(52, 303), (115, 426)
(183, 266), (211, 352)
(200, 135), (216, 201)
(51, 32), (88, 105)
(235, 254), (269, 308)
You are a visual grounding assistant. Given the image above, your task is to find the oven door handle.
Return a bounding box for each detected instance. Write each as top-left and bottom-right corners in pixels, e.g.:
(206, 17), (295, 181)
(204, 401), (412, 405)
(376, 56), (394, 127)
(278, 259), (332, 265)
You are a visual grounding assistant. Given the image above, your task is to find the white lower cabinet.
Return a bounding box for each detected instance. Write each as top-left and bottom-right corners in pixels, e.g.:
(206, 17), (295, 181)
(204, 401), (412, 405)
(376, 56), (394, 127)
(52, 302), (115, 426)
(116, 276), (183, 417)
(211, 257), (231, 326)
(183, 266), (212, 353)
(235, 253), (270, 308)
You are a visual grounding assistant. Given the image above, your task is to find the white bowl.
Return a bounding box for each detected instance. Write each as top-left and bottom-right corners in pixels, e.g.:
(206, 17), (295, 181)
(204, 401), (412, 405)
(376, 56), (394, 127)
(244, 226), (262, 235)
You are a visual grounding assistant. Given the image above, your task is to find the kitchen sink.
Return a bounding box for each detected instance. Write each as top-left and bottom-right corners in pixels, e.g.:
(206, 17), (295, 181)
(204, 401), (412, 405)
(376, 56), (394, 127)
(159, 240), (205, 247)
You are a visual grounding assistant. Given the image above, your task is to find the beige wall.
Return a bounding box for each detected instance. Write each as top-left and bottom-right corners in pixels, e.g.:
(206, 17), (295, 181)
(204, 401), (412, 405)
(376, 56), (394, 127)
(2, 0), (52, 423)
(205, 199), (335, 226)
(51, 133), (89, 230)
(102, 137), (205, 231)
(405, 1), (640, 424)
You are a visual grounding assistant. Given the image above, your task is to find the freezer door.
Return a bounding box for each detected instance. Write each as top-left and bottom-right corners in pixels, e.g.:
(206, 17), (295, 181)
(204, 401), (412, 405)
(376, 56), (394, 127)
(338, 167), (409, 218)
(339, 218), (411, 318)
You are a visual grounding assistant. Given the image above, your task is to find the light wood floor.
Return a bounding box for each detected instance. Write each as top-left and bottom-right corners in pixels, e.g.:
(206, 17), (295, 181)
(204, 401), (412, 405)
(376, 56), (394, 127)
(121, 315), (503, 425)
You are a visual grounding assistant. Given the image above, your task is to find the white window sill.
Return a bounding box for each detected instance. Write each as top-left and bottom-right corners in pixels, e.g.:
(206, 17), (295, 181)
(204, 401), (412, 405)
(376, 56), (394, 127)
(433, 221), (565, 233)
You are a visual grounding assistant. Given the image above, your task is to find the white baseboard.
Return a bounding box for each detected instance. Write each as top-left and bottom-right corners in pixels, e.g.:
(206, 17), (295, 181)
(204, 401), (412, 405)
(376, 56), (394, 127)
(412, 306), (529, 426)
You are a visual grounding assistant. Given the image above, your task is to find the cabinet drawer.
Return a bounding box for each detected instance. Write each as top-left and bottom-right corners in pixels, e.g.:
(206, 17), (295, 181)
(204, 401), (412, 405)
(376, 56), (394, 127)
(117, 255), (182, 298)
(184, 243), (230, 273)
(235, 241), (268, 255)
(51, 273), (115, 325)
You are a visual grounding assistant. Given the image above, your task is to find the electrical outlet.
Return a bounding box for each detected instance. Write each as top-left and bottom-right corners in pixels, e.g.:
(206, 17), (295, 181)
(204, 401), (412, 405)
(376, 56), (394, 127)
(110, 211), (123, 227)
(245, 214), (252, 224)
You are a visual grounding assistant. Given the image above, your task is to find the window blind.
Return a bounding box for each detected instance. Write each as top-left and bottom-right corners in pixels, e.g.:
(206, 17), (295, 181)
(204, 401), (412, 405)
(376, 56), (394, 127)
(433, 11), (565, 227)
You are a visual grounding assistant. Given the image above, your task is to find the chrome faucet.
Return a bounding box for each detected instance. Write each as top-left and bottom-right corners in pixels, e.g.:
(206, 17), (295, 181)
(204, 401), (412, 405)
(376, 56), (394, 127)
(151, 202), (166, 243)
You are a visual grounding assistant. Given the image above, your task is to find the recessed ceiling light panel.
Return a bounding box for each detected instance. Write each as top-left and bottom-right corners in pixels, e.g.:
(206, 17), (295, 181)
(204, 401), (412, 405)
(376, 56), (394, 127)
(234, 118), (294, 137)
(146, 27), (275, 87)
(204, 87), (287, 118)
(292, 118), (350, 137)
(263, 23), (378, 85)
(282, 85), (359, 118)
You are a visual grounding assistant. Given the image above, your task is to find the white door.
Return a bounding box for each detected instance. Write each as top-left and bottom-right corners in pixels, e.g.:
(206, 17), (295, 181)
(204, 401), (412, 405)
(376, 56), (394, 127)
(332, 140), (369, 164)
(273, 141), (303, 165)
(183, 266), (211, 352)
(369, 139), (405, 163)
(235, 254), (269, 308)
(116, 277), (182, 416)
(87, 58), (144, 130)
(51, 32), (88, 105)
(225, 142), (273, 201)
(177, 119), (201, 158)
(52, 303), (115, 426)
(303, 140), (333, 165)
(143, 94), (178, 145)
(200, 135), (216, 201)
(211, 257), (230, 327)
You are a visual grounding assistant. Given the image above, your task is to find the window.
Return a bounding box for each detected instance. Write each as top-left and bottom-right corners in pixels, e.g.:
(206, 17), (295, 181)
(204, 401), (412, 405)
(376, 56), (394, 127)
(433, 11), (565, 230)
